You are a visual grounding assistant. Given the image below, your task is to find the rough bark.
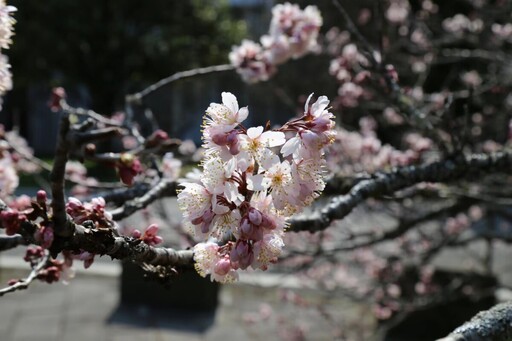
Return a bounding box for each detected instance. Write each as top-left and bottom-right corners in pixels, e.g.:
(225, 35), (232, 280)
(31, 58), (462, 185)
(438, 302), (512, 341)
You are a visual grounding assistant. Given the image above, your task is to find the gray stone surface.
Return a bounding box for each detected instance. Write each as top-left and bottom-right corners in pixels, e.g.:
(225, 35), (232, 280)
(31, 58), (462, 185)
(0, 266), (375, 341)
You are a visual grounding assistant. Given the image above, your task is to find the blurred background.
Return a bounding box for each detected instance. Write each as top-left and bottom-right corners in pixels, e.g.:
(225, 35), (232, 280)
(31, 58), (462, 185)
(2, 0), (512, 340)
(0, 0), (341, 155)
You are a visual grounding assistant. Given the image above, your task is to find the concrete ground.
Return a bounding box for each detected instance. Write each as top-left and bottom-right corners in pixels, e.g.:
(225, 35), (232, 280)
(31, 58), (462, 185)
(0, 258), (375, 341)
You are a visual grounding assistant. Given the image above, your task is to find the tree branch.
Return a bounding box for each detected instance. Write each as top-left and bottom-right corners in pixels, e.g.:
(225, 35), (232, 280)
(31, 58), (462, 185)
(71, 224), (194, 267)
(289, 152), (512, 232)
(50, 114), (74, 238)
(0, 253), (50, 296)
(126, 64), (234, 103)
(324, 200), (471, 252)
(109, 178), (178, 220)
(0, 234), (25, 251)
(438, 302), (512, 341)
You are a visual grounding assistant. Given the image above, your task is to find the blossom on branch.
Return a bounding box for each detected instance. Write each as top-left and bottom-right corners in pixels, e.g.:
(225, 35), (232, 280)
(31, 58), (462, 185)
(178, 92), (335, 282)
(230, 3), (322, 83)
(0, 1), (15, 108)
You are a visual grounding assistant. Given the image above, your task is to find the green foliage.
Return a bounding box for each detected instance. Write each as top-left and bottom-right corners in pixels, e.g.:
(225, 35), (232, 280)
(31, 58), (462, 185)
(7, 0), (246, 112)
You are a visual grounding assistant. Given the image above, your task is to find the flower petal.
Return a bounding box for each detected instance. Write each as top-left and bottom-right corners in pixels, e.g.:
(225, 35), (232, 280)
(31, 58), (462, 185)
(238, 106), (249, 123)
(247, 173), (269, 191)
(304, 93), (314, 113)
(221, 92), (239, 113)
(311, 96), (330, 117)
(247, 126), (264, 139)
(281, 136), (300, 157)
(261, 131), (286, 147)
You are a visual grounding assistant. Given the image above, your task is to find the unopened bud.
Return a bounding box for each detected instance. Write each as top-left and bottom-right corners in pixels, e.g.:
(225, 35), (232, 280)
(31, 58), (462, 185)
(248, 208), (262, 226)
(36, 190), (47, 204)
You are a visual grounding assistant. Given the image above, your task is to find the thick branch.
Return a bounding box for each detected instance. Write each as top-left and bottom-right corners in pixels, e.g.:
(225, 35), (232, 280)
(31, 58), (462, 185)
(71, 224), (193, 267)
(438, 302), (512, 341)
(0, 234), (25, 251)
(289, 152), (512, 232)
(50, 114), (74, 238)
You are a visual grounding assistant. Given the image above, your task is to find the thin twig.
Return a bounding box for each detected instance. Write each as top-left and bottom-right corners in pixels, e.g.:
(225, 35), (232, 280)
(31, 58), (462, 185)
(109, 178), (178, 220)
(126, 64), (234, 103)
(60, 101), (123, 127)
(0, 253), (50, 296)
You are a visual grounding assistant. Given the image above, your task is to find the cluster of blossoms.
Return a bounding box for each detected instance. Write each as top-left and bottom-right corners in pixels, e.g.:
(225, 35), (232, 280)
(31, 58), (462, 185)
(178, 92), (335, 282)
(328, 43), (370, 108)
(325, 117), (432, 175)
(0, 124), (42, 201)
(0, 143), (17, 200)
(229, 3), (322, 83)
(131, 224), (164, 246)
(442, 13), (484, 36)
(385, 0), (410, 25)
(0, 1), (15, 103)
(0, 190), (54, 246)
(66, 196), (113, 228)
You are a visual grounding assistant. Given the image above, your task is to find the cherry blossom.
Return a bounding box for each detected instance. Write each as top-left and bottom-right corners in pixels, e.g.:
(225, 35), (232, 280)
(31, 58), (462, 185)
(179, 92), (335, 282)
(230, 3), (322, 84)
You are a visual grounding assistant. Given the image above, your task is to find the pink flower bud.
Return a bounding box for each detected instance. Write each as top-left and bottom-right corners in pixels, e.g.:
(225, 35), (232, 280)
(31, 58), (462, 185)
(36, 190), (47, 204)
(240, 217), (252, 235)
(41, 226), (54, 249)
(201, 221), (211, 234)
(354, 70), (371, 84)
(49, 87), (66, 112)
(231, 240), (254, 270)
(226, 130), (238, 144)
(311, 116), (331, 133)
(300, 130), (321, 150)
(131, 229), (142, 238)
(145, 224), (159, 236)
(191, 216), (203, 225)
(140, 224), (164, 246)
(202, 209), (215, 225)
(248, 208), (263, 226)
(152, 236), (164, 245)
(0, 210), (25, 236)
(24, 246), (45, 263)
(145, 129), (169, 148)
(117, 154), (142, 186)
(261, 214), (277, 230)
(7, 278), (19, 286)
(214, 257), (232, 276)
(212, 133), (228, 146)
(229, 140), (241, 155)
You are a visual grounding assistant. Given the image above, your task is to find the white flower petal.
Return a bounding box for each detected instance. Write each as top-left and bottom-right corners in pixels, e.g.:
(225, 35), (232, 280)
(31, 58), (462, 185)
(238, 106), (249, 122)
(311, 96), (330, 116)
(261, 131), (286, 147)
(304, 93), (314, 113)
(281, 136), (300, 157)
(221, 92), (239, 114)
(259, 149), (280, 170)
(247, 173), (269, 191)
(247, 126), (264, 139)
(225, 157), (237, 177)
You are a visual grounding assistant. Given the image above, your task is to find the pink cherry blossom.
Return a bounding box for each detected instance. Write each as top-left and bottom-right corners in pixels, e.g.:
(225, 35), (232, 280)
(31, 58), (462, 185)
(140, 224), (163, 246)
